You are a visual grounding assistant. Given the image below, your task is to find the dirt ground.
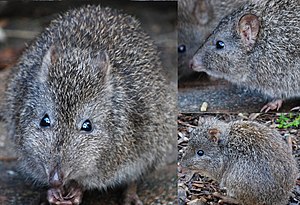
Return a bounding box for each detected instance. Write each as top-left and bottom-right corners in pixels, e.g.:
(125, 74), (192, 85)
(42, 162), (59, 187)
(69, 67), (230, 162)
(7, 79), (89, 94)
(0, 1), (177, 205)
(178, 113), (300, 205)
(178, 77), (300, 113)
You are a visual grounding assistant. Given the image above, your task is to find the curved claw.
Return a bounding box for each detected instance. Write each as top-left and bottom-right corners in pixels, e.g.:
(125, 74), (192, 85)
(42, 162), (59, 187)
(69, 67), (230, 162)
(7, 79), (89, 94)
(48, 188), (64, 204)
(260, 99), (283, 113)
(124, 194), (143, 205)
(123, 183), (143, 205)
(63, 187), (82, 205)
(47, 186), (82, 205)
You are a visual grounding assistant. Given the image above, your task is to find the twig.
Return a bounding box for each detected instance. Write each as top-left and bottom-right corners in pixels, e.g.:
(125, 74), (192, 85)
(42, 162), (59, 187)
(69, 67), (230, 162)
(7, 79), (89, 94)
(177, 119), (197, 128)
(0, 156), (17, 162)
(4, 29), (40, 39)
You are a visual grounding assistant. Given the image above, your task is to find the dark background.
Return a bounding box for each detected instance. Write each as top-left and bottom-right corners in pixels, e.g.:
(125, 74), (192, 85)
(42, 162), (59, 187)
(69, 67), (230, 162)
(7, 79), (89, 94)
(0, 1), (177, 205)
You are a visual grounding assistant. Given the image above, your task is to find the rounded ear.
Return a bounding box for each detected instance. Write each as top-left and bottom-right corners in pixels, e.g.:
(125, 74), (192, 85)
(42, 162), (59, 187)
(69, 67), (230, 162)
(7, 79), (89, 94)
(39, 45), (57, 83)
(92, 51), (111, 80)
(208, 128), (221, 144)
(193, 0), (213, 25)
(238, 14), (260, 51)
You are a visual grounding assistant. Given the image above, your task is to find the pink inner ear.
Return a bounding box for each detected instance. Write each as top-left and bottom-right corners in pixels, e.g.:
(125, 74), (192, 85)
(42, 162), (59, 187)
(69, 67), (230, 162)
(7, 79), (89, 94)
(50, 47), (57, 64)
(211, 135), (219, 143)
(208, 128), (220, 143)
(208, 128), (219, 136)
(242, 30), (248, 40)
(240, 21), (251, 39)
(238, 14), (260, 49)
(243, 29), (251, 41)
(193, 0), (212, 25)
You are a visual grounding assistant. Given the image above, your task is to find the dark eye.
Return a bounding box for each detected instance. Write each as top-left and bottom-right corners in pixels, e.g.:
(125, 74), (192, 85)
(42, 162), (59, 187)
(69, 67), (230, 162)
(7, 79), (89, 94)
(40, 114), (51, 127)
(216, 40), (225, 49)
(178, 44), (186, 53)
(196, 150), (204, 156)
(81, 120), (92, 132)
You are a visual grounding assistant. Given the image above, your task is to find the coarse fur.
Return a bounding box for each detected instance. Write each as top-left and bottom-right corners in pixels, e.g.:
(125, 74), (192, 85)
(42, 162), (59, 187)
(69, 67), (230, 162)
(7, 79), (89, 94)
(5, 4), (175, 196)
(181, 117), (298, 205)
(178, 0), (248, 81)
(192, 0), (300, 100)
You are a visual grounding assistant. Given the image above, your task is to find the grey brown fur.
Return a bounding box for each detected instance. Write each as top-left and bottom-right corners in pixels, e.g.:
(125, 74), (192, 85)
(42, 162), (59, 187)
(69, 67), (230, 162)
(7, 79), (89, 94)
(178, 0), (247, 81)
(181, 118), (298, 205)
(191, 0), (300, 110)
(5, 5), (175, 204)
